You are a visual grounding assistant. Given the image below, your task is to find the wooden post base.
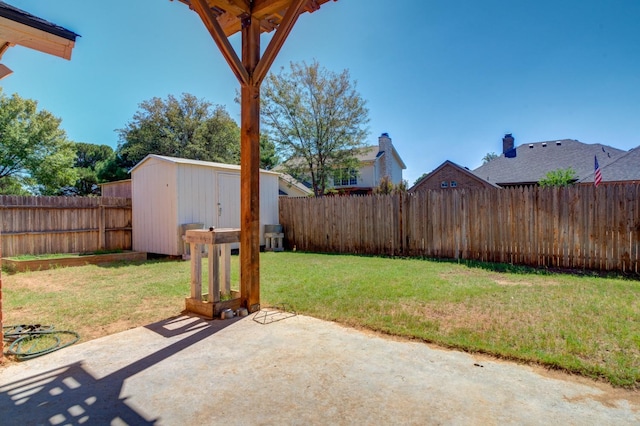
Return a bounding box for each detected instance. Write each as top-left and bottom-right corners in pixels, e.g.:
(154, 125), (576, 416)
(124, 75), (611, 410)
(185, 291), (242, 319)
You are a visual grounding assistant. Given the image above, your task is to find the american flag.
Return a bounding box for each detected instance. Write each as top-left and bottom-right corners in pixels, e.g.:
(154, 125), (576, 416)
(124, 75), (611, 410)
(594, 156), (602, 187)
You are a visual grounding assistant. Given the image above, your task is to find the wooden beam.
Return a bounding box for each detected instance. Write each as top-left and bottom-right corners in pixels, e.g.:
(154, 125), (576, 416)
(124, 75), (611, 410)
(0, 17), (75, 59)
(190, 0), (249, 85)
(240, 14), (261, 313)
(0, 41), (12, 59)
(252, 0), (290, 19)
(206, 0), (251, 16)
(253, 0), (307, 86)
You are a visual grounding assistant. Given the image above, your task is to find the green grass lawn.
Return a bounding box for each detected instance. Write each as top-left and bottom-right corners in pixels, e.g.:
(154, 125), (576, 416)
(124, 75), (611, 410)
(3, 252), (639, 388)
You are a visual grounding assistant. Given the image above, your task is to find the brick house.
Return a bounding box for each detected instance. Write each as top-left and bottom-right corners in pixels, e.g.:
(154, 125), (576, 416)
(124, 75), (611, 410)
(409, 160), (498, 193)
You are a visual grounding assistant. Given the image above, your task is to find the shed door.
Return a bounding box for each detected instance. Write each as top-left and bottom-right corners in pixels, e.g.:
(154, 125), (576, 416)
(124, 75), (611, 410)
(217, 173), (241, 228)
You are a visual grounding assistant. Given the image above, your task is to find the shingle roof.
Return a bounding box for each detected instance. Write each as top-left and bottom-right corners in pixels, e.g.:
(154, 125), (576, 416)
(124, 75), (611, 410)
(579, 145), (640, 183)
(356, 145), (380, 162)
(130, 154), (280, 175)
(472, 139), (626, 186)
(0, 2), (79, 41)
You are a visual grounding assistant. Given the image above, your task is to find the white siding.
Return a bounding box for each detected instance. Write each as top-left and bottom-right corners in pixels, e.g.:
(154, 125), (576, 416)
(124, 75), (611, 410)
(177, 164), (218, 228)
(132, 159), (178, 255)
(132, 155), (280, 255)
(389, 156), (404, 185)
(358, 163), (376, 188)
(260, 174), (279, 240)
(218, 173), (241, 228)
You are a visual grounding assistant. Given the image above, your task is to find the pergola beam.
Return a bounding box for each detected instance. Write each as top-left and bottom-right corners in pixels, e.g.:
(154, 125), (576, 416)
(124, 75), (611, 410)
(191, 0), (249, 85)
(253, 0), (306, 86)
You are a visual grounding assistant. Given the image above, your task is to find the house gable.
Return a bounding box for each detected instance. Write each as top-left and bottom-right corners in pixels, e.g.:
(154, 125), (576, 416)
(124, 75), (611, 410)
(410, 160), (497, 192)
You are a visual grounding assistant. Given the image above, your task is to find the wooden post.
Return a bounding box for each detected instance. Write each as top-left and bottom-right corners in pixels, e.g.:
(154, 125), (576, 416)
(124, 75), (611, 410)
(221, 243), (231, 297)
(190, 242), (202, 300)
(240, 15), (261, 313)
(186, 0), (331, 314)
(98, 202), (106, 250)
(209, 243), (218, 302)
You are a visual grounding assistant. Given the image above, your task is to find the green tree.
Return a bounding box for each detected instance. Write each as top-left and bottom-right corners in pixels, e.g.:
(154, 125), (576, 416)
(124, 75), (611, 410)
(61, 142), (115, 196)
(482, 152), (499, 164)
(414, 172), (429, 186)
(374, 175), (394, 195)
(116, 93), (240, 168)
(394, 179), (408, 195)
(261, 60), (370, 196)
(374, 176), (408, 195)
(96, 153), (129, 183)
(260, 134), (279, 170)
(538, 167), (577, 187)
(0, 90), (76, 195)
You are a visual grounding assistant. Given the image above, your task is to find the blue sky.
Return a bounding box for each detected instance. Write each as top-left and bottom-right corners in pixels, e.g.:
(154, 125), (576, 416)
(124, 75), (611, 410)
(2, 0), (639, 185)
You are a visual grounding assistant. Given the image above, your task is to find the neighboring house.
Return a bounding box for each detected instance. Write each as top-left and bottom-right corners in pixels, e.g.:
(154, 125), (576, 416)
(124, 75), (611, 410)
(276, 133), (407, 195)
(472, 134), (625, 187)
(409, 160), (498, 193)
(130, 155), (280, 256)
(579, 145), (640, 185)
(278, 174), (313, 197)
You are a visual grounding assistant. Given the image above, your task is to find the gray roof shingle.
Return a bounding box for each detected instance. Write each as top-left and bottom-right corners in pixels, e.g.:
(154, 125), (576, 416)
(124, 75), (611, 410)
(579, 145), (640, 183)
(472, 139), (625, 185)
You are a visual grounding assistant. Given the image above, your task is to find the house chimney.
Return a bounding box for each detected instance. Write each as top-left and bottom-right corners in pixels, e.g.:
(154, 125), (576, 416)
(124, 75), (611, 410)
(502, 133), (516, 158)
(378, 133), (393, 181)
(502, 133), (514, 154)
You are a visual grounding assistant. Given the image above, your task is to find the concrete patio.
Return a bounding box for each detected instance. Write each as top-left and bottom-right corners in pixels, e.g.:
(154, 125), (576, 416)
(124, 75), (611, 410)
(1, 313), (638, 425)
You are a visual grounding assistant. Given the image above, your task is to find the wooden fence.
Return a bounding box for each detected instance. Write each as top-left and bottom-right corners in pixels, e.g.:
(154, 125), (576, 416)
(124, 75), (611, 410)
(0, 196), (132, 257)
(279, 183), (640, 273)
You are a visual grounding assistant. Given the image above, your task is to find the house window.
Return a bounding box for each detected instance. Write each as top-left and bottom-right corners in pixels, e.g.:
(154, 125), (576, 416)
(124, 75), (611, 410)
(334, 168), (358, 186)
(450, 181), (457, 188)
(441, 181), (448, 188)
(349, 170), (358, 185)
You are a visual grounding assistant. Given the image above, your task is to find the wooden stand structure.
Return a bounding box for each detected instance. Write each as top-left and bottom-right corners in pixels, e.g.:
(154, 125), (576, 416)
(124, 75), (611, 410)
(264, 233), (284, 252)
(180, 0), (336, 313)
(184, 228), (241, 318)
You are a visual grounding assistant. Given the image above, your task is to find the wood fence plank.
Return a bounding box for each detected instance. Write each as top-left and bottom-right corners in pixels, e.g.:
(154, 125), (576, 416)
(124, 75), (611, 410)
(276, 184), (640, 273)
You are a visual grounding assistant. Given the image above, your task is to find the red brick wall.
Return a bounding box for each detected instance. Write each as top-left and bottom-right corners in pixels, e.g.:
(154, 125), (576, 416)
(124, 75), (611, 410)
(412, 164), (495, 192)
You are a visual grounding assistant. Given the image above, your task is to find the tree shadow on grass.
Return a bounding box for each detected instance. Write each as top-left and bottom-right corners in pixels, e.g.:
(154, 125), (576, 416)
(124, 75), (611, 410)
(0, 314), (241, 425)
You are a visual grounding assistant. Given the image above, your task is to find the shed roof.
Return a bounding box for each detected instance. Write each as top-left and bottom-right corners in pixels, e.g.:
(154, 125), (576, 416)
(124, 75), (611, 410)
(130, 154), (280, 176)
(472, 139), (625, 186)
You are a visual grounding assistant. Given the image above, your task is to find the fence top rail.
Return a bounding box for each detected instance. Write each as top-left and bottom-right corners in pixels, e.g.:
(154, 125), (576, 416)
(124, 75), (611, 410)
(0, 195), (131, 208)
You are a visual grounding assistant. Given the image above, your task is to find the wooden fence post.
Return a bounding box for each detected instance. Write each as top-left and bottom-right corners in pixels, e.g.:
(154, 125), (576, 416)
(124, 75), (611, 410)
(98, 201), (106, 250)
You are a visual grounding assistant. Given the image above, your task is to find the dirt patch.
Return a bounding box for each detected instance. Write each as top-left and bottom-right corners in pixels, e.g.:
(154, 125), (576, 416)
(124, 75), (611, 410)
(5, 272), (71, 292)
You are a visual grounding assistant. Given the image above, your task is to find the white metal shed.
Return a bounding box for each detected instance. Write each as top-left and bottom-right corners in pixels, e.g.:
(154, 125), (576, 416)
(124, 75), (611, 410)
(130, 154), (280, 256)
